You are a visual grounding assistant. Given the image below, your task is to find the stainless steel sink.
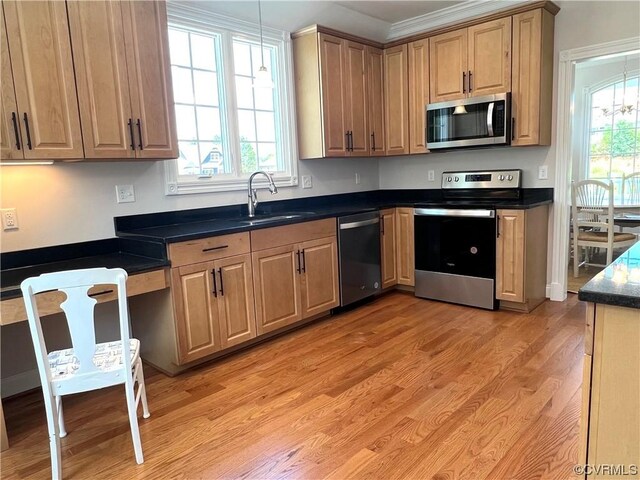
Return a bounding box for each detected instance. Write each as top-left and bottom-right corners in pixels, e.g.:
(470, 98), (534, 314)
(236, 212), (316, 225)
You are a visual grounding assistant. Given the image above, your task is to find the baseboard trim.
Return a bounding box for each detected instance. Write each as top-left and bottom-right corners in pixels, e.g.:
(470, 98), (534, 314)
(1, 369), (40, 399)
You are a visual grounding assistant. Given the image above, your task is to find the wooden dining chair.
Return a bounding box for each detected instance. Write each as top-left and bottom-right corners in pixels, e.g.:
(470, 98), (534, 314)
(571, 180), (636, 277)
(622, 172), (640, 205)
(20, 268), (150, 480)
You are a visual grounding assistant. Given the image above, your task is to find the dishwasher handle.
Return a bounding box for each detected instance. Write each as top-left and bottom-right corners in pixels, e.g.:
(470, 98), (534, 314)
(414, 208), (495, 218)
(339, 217), (380, 230)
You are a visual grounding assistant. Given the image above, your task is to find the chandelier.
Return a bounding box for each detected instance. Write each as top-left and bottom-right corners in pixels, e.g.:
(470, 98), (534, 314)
(600, 56), (635, 117)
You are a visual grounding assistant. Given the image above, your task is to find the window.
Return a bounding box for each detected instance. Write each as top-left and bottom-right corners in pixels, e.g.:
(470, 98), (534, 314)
(587, 73), (640, 199)
(165, 6), (297, 194)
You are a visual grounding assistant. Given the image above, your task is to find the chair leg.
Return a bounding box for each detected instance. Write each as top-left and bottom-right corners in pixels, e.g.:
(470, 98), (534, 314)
(55, 396), (67, 438)
(125, 380), (144, 464)
(45, 392), (62, 480)
(606, 246), (613, 265)
(49, 432), (62, 480)
(573, 243), (580, 278)
(136, 359), (150, 419)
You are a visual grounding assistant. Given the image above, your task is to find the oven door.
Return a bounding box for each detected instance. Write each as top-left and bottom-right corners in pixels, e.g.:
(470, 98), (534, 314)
(426, 93), (510, 150)
(414, 208), (497, 309)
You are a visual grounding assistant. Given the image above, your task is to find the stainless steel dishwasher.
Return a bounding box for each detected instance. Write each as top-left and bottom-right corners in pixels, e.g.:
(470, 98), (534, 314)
(338, 211), (382, 306)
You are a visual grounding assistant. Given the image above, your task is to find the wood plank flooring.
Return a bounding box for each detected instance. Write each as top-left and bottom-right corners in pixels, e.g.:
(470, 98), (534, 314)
(1, 292), (585, 479)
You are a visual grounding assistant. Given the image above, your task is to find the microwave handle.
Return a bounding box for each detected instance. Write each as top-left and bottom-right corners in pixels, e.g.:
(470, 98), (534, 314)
(486, 102), (494, 137)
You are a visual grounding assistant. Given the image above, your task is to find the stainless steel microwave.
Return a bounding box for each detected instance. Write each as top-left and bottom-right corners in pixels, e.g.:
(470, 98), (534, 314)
(426, 93), (511, 150)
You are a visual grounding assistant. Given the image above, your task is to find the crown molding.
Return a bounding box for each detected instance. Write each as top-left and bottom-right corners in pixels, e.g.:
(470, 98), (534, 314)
(387, 0), (531, 41)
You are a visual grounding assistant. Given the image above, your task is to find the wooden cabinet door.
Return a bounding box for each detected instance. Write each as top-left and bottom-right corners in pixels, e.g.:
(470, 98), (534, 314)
(67, 0), (135, 159)
(496, 209), (525, 303)
(171, 262), (222, 364)
(215, 254), (257, 349)
(0, 14), (22, 160)
(467, 18), (511, 97)
(300, 237), (339, 318)
(380, 209), (398, 288)
(429, 28), (467, 102)
(252, 245), (303, 335)
(122, 1), (178, 159)
(408, 39), (429, 154)
(512, 9), (553, 146)
(367, 46), (385, 156)
(344, 41), (368, 156)
(384, 44), (409, 155)
(396, 208), (415, 286)
(3, 1), (83, 159)
(319, 33), (348, 157)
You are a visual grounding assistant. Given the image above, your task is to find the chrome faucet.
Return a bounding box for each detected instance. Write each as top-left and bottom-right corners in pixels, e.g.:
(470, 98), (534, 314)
(247, 170), (278, 217)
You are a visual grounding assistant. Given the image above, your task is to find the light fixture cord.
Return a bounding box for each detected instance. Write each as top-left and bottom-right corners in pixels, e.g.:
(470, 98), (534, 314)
(258, 0), (265, 67)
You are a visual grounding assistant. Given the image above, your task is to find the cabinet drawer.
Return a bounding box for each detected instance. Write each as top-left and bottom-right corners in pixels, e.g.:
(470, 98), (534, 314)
(168, 232), (250, 267)
(251, 218), (336, 251)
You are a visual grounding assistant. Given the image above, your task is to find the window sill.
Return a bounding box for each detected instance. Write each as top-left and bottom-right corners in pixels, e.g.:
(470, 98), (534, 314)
(165, 175), (298, 195)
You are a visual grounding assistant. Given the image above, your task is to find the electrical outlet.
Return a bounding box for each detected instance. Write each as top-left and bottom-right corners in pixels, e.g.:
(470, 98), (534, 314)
(355, 173), (361, 185)
(116, 185), (136, 203)
(2, 208), (18, 230)
(538, 165), (549, 180)
(302, 175), (313, 189)
(428, 170), (435, 182)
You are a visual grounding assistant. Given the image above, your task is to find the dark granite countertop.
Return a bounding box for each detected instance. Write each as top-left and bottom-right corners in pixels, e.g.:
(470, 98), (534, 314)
(579, 242), (640, 309)
(1, 238), (169, 300)
(116, 188), (553, 243)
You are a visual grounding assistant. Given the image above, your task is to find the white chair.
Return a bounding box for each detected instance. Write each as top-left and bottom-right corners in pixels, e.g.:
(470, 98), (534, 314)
(571, 180), (636, 277)
(622, 171), (640, 206)
(20, 268), (150, 480)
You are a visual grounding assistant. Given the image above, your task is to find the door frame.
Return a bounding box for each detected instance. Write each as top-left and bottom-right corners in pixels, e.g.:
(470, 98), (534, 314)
(548, 36), (640, 301)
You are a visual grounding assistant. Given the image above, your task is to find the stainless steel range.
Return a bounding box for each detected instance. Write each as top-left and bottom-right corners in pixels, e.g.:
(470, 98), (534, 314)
(414, 169), (522, 310)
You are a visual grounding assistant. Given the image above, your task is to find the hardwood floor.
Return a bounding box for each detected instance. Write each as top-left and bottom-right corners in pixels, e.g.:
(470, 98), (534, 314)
(2, 292), (585, 479)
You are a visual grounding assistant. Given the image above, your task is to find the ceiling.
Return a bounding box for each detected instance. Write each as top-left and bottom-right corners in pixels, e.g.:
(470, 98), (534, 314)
(335, 1), (463, 24)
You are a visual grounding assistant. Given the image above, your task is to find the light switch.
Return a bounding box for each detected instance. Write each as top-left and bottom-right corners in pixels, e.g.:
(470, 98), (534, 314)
(116, 185), (136, 203)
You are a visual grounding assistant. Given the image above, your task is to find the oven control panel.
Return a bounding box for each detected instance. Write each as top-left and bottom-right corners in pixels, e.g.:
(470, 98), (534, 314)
(441, 170), (522, 189)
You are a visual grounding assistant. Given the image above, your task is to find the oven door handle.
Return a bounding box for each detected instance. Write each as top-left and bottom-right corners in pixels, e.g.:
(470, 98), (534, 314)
(486, 102), (494, 137)
(414, 208), (495, 218)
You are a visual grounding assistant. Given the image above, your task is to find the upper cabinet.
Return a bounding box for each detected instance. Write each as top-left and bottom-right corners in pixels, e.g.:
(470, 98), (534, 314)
(1, 1), (83, 160)
(383, 44), (409, 155)
(293, 26), (382, 159)
(430, 18), (511, 102)
(407, 39), (429, 154)
(1, 0), (177, 161)
(67, 0), (177, 159)
(511, 9), (554, 146)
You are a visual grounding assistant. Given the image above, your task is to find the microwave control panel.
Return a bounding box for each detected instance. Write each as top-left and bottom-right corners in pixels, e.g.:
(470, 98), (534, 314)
(441, 170), (522, 189)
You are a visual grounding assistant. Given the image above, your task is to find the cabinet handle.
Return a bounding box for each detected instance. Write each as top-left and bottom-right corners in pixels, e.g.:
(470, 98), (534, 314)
(11, 112), (20, 150)
(301, 249), (306, 273)
(89, 289), (114, 297)
(136, 119), (143, 150)
(218, 267), (224, 296)
(350, 131), (354, 151)
(202, 245), (228, 253)
(497, 214), (500, 238)
(23, 113), (32, 150)
(468, 71), (473, 92)
(511, 118), (516, 141)
(381, 216), (385, 235)
(211, 269), (217, 297)
(345, 131), (349, 152)
(128, 119), (135, 150)
(462, 71), (466, 94)
(371, 132), (376, 151)
(296, 250), (301, 274)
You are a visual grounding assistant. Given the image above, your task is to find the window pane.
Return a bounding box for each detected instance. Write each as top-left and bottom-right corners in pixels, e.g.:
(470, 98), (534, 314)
(190, 34), (216, 71)
(238, 110), (256, 141)
(251, 44), (272, 74)
(240, 141), (258, 173)
(257, 142), (277, 171)
(256, 111), (275, 141)
(612, 156), (634, 178)
(193, 70), (218, 106)
(236, 77), (254, 109)
(172, 66), (194, 104)
(196, 106), (221, 141)
(200, 142), (228, 175)
(177, 141), (200, 175)
(175, 105), (197, 140)
(233, 41), (252, 77)
(254, 88), (274, 111)
(589, 155), (611, 179)
(168, 29), (190, 67)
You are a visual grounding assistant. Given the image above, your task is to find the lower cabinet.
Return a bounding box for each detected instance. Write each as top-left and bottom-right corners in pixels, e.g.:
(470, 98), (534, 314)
(495, 205), (548, 312)
(396, 207), (415, 286)
(253, 236), (339, 335)
(380, 208), (398, 288)
(171, 253), (255, 364)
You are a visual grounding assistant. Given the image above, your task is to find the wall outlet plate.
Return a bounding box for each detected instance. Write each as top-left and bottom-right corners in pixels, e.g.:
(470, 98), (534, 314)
(302, 175), (312, 189)
(1, 208), (18, 230)
(428, 170), (435, 182)
(116, 184), (136, 203)
(538, 165), (549, 180)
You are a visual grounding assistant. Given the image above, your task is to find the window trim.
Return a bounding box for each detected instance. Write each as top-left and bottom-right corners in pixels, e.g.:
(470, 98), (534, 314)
(164, 2), (298, 195)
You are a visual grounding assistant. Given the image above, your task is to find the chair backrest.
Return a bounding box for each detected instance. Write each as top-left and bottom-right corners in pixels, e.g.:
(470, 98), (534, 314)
(571, 179), (615, 240)
(622, 172), (640, 205)
(20, 268), (132, 396)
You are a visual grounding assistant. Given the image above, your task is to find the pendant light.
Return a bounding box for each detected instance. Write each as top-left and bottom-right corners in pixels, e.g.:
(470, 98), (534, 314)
(253, 0), (274, 89)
